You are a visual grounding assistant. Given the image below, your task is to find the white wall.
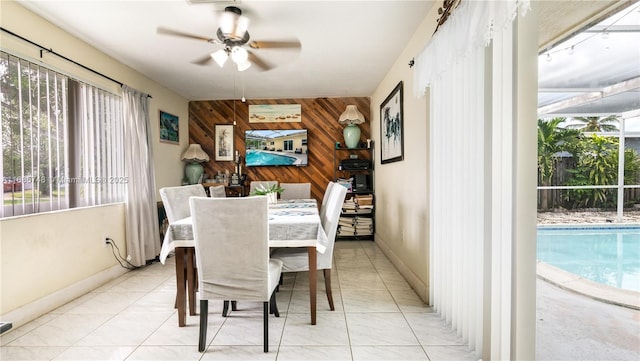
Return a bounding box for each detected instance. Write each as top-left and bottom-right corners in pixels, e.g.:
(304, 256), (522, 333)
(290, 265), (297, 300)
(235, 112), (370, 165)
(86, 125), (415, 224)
(370, 7), (439, 301)
(0, 2), (189, 326)
(0, 205), (127, 319)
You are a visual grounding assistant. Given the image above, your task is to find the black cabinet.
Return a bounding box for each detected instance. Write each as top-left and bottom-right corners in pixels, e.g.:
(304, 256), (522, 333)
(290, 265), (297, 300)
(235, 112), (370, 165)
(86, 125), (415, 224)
(333, 142), (375, 240)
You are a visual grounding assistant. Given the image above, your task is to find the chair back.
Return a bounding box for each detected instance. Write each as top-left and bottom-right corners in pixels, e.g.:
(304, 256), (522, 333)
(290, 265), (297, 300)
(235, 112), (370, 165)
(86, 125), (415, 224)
(209, 185), (227, 198)
(249, 180), (279, 194)
(190, 196), (272, 301)
(320, 181), (336, 220)
(317, 184), (347, 269)
(279, 182), (311, 200)
(159, 184), (206, 223)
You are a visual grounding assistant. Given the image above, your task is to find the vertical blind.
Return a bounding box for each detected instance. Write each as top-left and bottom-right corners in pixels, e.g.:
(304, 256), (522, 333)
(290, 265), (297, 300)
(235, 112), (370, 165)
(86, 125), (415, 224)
(68, 79), (126, 208)
(414, 0), (530, 358)
(1, 52), (68, 217)
(0, 52), (125, 218)
(429, 34), (485, 354)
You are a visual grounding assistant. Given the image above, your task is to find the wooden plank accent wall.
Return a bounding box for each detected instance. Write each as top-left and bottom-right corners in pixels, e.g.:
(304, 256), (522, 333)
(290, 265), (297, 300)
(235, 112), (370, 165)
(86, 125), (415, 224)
(189, 97), (370, 201)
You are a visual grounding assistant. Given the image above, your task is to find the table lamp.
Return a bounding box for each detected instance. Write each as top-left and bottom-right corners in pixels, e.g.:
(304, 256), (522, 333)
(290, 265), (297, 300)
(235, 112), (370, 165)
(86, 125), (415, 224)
(181, 144), (210, 184)
(338, 105), (365, 149)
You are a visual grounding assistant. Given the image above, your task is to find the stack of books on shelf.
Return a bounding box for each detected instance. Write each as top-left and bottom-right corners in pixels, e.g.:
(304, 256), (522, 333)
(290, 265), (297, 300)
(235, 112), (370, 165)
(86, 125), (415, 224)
(338, 216), (373, 236)
(354, 194), (373, 214)
(340, 195), (374, 215)
(338, 194), (374, 237)
(341, 198), (358, 214)
(336, 177), (353, 192)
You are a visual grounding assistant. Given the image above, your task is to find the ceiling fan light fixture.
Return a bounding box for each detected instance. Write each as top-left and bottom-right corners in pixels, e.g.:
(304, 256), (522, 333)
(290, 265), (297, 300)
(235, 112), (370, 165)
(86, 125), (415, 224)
(231, 46), (248, 63)
(234, 16), (250, 38)
(211, 49), (228, 67)
(219, 8), (250, 41)
(219, 11), (235, 34)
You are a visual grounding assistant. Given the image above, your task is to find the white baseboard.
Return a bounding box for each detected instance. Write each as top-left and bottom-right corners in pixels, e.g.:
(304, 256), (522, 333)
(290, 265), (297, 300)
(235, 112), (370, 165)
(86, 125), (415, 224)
(375, 234), (429, 303)
(1, 265), (129, 329)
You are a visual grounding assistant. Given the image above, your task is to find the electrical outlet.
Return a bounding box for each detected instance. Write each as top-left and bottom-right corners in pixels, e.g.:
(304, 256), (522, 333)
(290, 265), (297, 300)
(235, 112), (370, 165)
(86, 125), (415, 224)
(103, 235), (110, 248)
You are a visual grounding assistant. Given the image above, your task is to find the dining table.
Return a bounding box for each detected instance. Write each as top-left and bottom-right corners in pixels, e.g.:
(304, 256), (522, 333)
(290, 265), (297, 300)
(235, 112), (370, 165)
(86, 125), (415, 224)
(159, 198), (327, 327)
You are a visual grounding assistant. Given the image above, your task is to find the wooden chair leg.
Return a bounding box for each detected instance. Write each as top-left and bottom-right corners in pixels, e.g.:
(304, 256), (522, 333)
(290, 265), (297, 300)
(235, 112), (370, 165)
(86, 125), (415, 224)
(194, 267), (198, 292)
(323, 269), (335, 311)
(198, 300), (208, 352)
(263, 301), (269, 353)
(174, 265), (188, 309)
(187, 248), (196, 316)
(175, 248), (187, 327)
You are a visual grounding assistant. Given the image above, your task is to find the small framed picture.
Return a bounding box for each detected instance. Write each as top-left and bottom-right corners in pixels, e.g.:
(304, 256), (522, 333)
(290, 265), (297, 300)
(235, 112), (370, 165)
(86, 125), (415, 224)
(215, 124), (234, 161)
(380, 81), (404, 164)
(159, 110), (179, 144)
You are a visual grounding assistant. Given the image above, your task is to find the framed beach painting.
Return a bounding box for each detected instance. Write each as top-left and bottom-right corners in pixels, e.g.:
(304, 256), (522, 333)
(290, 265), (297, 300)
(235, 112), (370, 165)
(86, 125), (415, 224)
(248, 104), (301, 123)
(215, 124), (234, 161)
(380, 81), (404, 164)
(159, 110), (179, 144)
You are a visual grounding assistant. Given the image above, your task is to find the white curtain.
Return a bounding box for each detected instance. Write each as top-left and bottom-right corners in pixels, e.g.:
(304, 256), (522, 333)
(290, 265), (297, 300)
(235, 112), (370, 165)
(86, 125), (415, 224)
(122, 86), (160, 266)
(414, 0), (530, 358)
(414, 0), (530, 97)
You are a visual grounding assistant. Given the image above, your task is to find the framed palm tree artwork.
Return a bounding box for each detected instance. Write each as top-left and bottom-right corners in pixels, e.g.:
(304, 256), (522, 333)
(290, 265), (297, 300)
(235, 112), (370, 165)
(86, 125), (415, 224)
(215, 124), (234, 161)
(380, 81), (404, 164)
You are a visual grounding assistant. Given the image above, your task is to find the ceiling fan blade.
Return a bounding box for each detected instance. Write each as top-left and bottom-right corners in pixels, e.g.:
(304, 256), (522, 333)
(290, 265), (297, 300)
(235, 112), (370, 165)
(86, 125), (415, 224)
(248, 40), (301, 50)
(192, 54), (214, 66)
(248, 51), (273, 71)
(157, 26), (218, 43)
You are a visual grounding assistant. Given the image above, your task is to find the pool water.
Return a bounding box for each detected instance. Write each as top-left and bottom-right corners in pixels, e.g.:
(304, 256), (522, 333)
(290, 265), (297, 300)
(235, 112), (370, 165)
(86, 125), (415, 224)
(537, 227), (640, 292)
(246, 150), (297, 166)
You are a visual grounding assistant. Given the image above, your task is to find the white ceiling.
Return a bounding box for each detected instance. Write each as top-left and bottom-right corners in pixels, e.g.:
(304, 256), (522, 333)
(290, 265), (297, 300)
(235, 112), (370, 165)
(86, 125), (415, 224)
(13, 0), (639, 116)
(15, 0), (434, 101)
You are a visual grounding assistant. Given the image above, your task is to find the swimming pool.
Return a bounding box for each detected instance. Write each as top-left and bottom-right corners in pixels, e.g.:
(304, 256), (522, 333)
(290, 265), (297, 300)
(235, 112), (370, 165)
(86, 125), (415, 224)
(537, 226), (640, 292)
(246, 150), (297, 166)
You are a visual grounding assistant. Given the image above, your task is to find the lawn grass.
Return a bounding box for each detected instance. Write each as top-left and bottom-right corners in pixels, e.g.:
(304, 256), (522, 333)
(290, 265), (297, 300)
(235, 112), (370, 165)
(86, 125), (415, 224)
(3, 190), (65, 205)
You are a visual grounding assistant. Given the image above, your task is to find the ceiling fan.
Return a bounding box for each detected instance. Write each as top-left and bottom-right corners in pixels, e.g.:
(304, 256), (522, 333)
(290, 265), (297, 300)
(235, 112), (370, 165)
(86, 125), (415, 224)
(157, 6), (301, 72)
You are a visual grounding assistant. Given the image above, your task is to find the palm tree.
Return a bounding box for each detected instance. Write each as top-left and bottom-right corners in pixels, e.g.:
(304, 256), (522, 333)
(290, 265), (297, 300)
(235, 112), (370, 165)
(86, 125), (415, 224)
(538, 118), (581, 209)
(565, 115), (619, 132)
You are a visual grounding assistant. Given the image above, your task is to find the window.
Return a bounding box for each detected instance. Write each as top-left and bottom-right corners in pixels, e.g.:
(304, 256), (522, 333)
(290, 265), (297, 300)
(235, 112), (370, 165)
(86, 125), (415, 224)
(284, 139), (293, 151)
(1, 52), (125, 218)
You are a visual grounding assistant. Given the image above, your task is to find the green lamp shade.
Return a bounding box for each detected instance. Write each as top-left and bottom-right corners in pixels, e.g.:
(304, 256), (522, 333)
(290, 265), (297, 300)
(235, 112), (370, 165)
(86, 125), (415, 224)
(185, 162), (204, 184)
(343, 124), (361, 149)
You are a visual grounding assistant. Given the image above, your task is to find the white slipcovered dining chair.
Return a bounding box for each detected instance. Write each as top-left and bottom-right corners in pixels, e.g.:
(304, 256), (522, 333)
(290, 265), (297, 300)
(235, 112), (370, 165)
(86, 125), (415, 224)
(190, 196), (283, 353)
(159, 184), (207, 324)
(279, 182), (311, 200)
(160, 184), (206, 223)
(208, 185), (227, 198)
(249, 180), (278, 194)
(270, 182), (347, 310)
(320, 181), (336, 220)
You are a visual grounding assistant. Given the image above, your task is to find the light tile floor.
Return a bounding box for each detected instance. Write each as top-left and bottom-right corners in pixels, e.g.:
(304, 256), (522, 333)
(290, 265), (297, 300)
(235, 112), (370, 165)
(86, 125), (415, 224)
(6, 240), (637, 361)
(0, 241), (477, 361)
